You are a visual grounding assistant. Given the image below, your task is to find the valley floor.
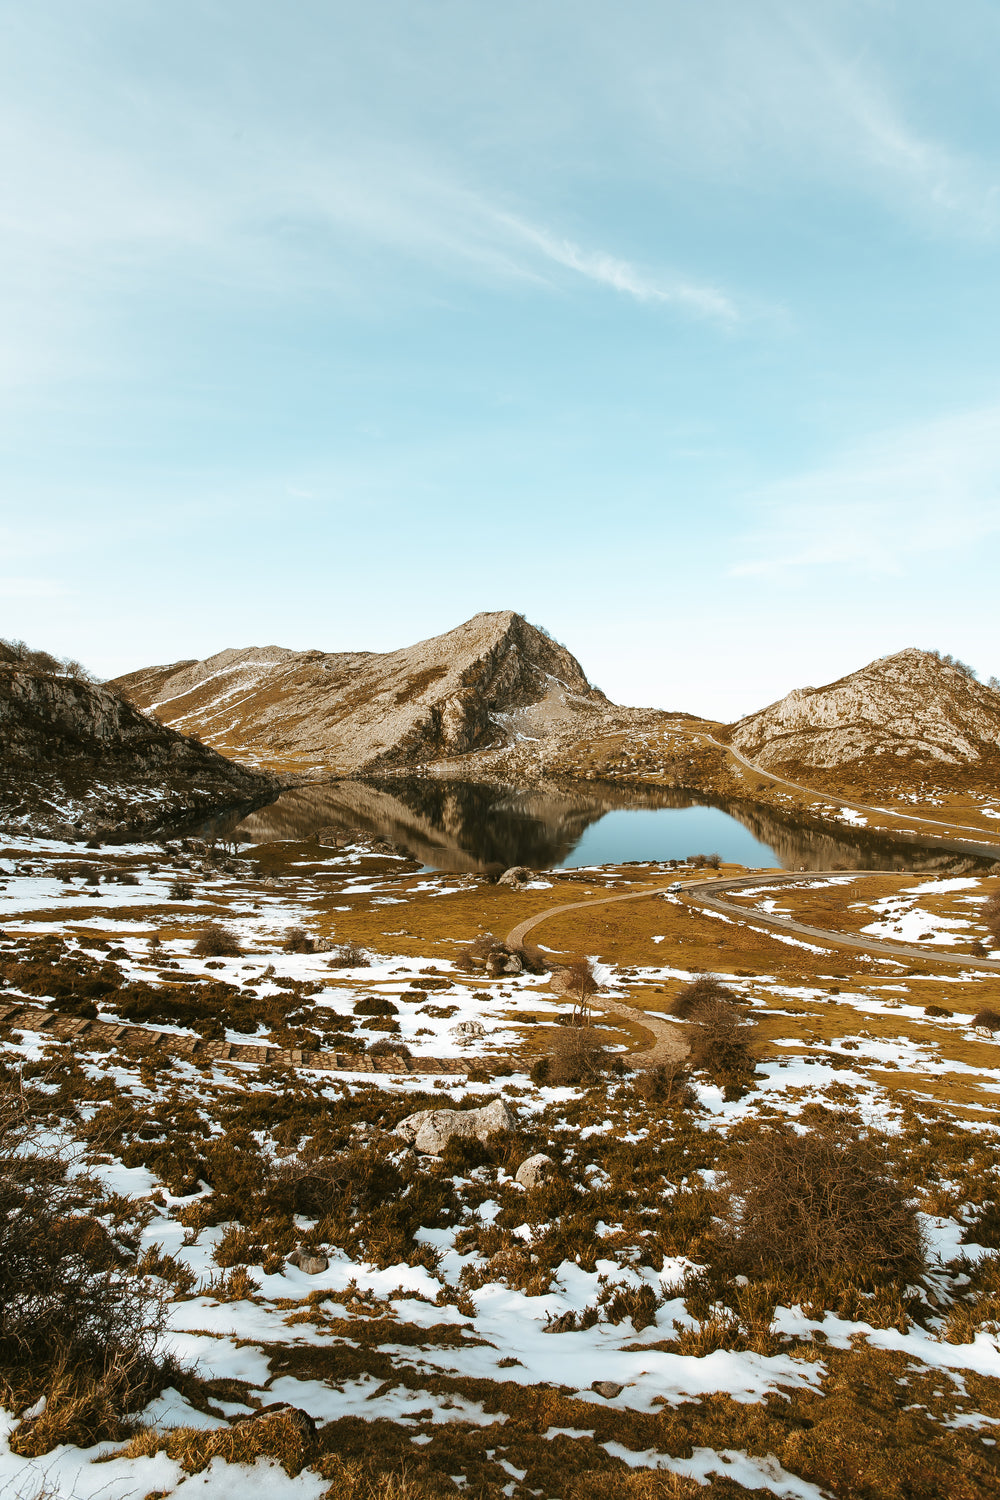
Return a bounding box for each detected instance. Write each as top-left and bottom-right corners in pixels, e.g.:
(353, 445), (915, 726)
(3, 827), (1000, 1499)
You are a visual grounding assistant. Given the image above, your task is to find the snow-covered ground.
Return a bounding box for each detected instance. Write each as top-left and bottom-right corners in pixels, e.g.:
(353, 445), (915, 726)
(3, 835), (1000, 1498)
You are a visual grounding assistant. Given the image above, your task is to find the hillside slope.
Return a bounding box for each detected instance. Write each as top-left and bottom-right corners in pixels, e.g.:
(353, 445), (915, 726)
(729, 649), (1000, 793)
(112, 612), (610, 774)
(0, 661), (279, 839)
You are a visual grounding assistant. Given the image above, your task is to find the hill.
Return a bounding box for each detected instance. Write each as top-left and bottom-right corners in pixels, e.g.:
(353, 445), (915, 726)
(111, 612), (610, 775)
(728, 649), (1000, 795)
(0, 655), (279, 840)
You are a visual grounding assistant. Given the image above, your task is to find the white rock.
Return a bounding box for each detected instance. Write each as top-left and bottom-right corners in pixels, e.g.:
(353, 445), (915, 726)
(451, 1019), (486, 1043)
(395, 1098), (518, 1155)
(514, 1152), (555, 1188)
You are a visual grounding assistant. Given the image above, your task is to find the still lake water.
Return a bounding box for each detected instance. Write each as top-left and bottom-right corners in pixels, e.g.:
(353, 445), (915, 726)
(561, 805), (773, 868)
(218, 778), (981, 875)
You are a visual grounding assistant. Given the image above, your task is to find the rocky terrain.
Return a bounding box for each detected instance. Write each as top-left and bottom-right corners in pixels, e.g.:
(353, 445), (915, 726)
(0, 650), (279, 840)
(728, 650), (1000, 798)
(111, 612), (613, 775)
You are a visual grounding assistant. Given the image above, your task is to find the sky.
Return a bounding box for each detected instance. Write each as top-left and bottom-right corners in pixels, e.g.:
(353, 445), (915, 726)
(2, 0), (999, 720)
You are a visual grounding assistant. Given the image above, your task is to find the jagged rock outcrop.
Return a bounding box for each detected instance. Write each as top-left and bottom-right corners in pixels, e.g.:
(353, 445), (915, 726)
(111, 612), (608, 774)
(730, 650), (1000, 777)
(0, 662), (279, 839)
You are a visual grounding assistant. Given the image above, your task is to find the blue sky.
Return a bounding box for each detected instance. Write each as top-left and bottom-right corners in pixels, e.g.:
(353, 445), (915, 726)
(2, 0), (998, 718)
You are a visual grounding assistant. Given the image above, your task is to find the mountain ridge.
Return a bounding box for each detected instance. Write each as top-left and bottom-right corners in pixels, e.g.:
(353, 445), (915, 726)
(111, 611), (610, 775)
(0, 658), (279, 839)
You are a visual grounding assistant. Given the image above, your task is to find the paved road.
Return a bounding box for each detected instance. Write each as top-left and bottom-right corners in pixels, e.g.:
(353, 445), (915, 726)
(683, 870), (1000, 973)
(706, 734), (1000, 848)
(506, 865), (1000, 1050)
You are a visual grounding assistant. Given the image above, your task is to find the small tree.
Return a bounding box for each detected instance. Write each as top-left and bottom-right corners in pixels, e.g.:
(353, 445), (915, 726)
(562, 957), (600, 1026)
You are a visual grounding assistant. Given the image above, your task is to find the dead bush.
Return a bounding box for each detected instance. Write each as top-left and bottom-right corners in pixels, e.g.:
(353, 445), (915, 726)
(283, 926), (315, 954)
(0, 1083), (167, 1451)
(687, 999), (756, 1094)
(972, 1009), (1000, 1031)
(669, 976), (738, 1019)
(192, 924), (243, 958)
(169, 879), (195, 900)
(718, 1117), (924, 1287)
(537, 1025), (616, 1086)
(368, 1039), (412, 1059)
(327, 942), (370, 969)
(633, 1060), (697, 1109)
(983, 893), (1000, 945)
(516, 942), (549, 975)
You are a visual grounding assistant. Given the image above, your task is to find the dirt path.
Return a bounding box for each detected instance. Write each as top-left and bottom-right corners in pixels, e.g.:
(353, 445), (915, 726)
(507, 895), (689, 1066)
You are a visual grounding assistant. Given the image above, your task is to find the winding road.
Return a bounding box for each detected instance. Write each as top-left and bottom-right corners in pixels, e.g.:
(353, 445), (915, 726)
(506, 858), (1000, 1064)
(707, 734), (1000, 850)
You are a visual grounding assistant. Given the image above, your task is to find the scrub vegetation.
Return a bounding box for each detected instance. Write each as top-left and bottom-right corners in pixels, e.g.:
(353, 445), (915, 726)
(2, 829), (1000, 1498)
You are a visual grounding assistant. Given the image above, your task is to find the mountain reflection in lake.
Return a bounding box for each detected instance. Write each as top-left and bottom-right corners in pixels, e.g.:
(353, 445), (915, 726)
(219, 778), (988, 874)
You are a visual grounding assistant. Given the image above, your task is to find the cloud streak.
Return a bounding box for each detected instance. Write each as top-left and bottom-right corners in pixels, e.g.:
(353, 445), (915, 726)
(730, 403), (1000, 579)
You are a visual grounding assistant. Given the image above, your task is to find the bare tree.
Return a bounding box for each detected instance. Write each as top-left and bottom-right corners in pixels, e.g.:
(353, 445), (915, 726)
(563, 957), (600, 1026)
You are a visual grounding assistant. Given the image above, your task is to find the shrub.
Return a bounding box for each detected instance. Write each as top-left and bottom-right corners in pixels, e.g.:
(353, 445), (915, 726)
(688, 1000), (756, 1093)
(0, 1083), (167, 1452)
(169, 879), (195, 900)
(354, 997), (399, 1017)
(633, 1060), (696, 1109)
(283, 927), (315, 954)
(544, 1026), (614, 1086)
(193, 925), (243, 958)
(972, 1009), (1000, 1031)
(368, 1039), (412, 1059)
(327, 942), (370, 969)
(924, 1004), (953, 1018)
(669, 976), (737, 1019)
(718, 1117), (924, 1287)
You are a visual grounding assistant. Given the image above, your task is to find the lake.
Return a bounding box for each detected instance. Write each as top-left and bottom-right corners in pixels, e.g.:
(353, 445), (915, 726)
(209, 777), (987, 875)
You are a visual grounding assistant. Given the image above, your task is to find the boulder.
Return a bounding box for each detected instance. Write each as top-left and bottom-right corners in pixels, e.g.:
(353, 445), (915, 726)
(451, 1019), (486, 1044)
(514, 1152), (556, 1189)
(395, 1097), (518, 1155)
(486, 949), (523, 976)
(287, 1248), (329, 1275)
(591, 1380), (625, 1399)
(497, 866), (533, 889)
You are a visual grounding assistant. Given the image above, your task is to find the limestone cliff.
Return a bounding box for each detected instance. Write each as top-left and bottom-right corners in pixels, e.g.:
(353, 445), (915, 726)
(0, 662), (278, 839)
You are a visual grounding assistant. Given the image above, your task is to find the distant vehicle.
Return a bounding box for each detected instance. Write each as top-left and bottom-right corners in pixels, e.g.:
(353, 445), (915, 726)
(667, 881), (682, 892)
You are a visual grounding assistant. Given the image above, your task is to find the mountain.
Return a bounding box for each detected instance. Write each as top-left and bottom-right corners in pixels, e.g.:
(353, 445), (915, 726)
(728, 649), (1000, 789)
(0, 655), (279, 840)
(111, 612), (610, 775)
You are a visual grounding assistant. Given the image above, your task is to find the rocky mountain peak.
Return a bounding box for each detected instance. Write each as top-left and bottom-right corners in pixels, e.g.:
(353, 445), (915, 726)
(111, 612), (606, 775)
(729, 647), (1000, 775)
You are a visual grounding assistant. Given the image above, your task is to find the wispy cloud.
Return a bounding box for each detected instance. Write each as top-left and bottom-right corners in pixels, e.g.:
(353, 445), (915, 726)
(730, 403), (1000, 578)
(497, 213), (738, 321)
